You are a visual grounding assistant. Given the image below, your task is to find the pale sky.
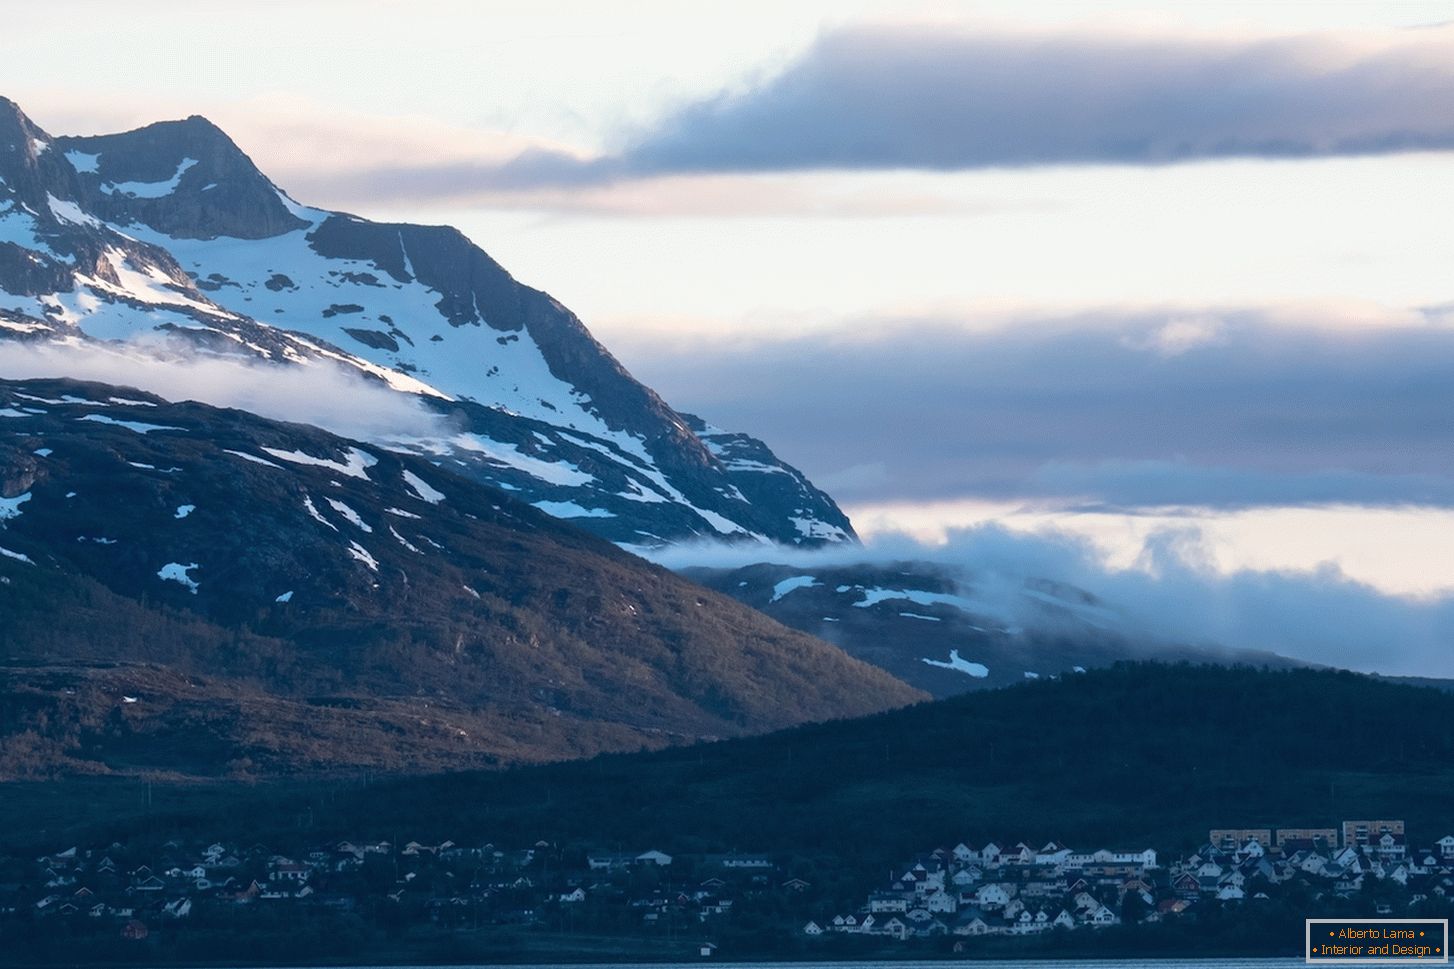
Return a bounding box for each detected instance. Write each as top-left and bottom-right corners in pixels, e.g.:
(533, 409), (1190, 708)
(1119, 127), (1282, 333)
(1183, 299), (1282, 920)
(7, 0), (1454, 603)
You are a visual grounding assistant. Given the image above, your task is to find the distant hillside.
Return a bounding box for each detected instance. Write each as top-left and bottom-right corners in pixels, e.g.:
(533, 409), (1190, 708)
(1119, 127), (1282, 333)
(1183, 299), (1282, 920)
(685, 561), (1303, 696)
(8, 663), (1454, 865)
(0, 377), (921, 780)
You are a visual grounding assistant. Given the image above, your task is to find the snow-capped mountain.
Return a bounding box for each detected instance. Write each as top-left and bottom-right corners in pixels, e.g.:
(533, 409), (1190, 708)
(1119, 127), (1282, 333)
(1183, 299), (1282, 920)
(0, 97), (853, 548)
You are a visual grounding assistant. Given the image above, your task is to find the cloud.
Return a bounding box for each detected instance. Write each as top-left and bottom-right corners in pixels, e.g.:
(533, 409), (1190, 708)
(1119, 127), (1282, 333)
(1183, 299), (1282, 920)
(612, 303), (1454, 509)
(652, 522), (1454, 678)
(0, 340), (449, 442)
(426, 23), (1454, 191)
(21, 23), (1454, 211)
(1027, 461), (1454, 509)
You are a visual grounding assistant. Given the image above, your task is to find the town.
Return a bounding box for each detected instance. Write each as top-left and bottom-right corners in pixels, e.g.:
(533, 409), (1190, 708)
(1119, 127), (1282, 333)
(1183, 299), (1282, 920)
(5, 818), (1454, 956)
(816, 819), (1454, 941)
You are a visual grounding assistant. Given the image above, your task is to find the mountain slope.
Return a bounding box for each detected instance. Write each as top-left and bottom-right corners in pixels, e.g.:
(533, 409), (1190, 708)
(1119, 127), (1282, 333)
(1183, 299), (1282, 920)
(0, 96), (853, 549)
(0, 376), (921, 779)
(683, 561), (1302, 696)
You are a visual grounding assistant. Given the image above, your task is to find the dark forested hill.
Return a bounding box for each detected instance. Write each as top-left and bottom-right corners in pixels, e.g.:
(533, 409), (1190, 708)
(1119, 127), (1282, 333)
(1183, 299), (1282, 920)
(8, 663), (1454, 866)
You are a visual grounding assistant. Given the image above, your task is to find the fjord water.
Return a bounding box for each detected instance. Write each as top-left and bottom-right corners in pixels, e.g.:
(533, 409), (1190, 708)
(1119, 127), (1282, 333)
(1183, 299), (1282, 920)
(272, 962), (1306, 969)
(267, 954), (1302, 960)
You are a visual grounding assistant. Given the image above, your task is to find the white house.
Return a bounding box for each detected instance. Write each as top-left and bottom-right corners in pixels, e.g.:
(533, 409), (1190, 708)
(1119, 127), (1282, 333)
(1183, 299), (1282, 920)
(975, 883), (1012, 908)
(925, 890), (958, 914)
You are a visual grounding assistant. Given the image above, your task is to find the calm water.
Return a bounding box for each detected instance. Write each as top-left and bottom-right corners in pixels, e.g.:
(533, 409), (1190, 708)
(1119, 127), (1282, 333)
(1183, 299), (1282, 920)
(229, 961), (1305, 969)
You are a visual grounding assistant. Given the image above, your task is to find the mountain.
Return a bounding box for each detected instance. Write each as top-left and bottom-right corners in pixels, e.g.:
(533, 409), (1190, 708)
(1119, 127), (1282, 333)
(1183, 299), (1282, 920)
(682, 561), (1301, 696)
(0, 376), (922, 780)
(0, 97), (854, 549)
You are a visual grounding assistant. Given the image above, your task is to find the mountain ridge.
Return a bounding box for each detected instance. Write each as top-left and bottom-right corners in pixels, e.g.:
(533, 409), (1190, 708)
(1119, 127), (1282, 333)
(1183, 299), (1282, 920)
(0, 96), (853, 549)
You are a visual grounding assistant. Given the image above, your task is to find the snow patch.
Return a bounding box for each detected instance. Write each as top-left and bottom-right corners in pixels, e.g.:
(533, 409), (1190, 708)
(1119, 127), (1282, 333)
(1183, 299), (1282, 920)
(401, 469), (444, 503)
(851, 587), (979, 612)
(0, 544), (33, 564)
(326, 498), (373, 532)
(174, 504), (195, 519)
(262, 446), (376, 480)
(0, 492), (31, 521)
(46, 194), (102, 228)
(347, 541), (379, 572)
(157, 562), (200, 593)
(100, 158), (198, 199)
(769, 575), (820, 603)
(275, 590), (294, 603)
(532, 499), (613, 519)
(77, 414), (182, 434)
(303, 495), (338, 531)
(921, 650), (989, 678)
(447, 434), (592, 487)
(224, 449), (282, 468)
(64, 149), (101, 173)
(388, 525), (422, 554)
(791, 516), (852, 542)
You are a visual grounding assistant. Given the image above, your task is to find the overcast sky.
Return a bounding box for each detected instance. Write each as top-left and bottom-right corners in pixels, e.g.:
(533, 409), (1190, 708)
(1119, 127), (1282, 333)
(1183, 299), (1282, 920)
(7, 0), (1454, 610)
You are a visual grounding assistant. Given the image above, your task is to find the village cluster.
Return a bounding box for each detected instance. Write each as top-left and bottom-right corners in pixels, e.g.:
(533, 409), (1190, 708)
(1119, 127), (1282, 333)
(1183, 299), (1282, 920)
(3, 838), (782, 944)
(806, 820), (1454, 940)
(7, 819), (1454, 948)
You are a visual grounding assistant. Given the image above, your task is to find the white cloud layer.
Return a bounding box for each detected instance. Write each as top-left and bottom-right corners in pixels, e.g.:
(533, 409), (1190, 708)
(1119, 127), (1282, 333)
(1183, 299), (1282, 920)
(651, 523), (1454, 678)
(0, 341), (448, 442)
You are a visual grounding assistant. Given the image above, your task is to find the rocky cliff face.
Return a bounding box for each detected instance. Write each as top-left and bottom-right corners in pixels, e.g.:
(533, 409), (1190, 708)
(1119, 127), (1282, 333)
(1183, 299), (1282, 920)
(0, 97), (854, 549)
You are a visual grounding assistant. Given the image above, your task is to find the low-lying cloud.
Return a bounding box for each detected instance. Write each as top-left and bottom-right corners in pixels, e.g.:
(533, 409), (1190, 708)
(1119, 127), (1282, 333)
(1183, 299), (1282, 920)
(651, 523), (1454, 678)
(0, 340), (449, 442)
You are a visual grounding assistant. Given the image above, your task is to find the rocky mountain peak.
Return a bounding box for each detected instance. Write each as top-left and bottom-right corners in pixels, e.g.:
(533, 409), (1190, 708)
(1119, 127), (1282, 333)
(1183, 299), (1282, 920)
(0, 98), (85, 213)
(56, 114), (307, 240)
(0, 96), (42, 153)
